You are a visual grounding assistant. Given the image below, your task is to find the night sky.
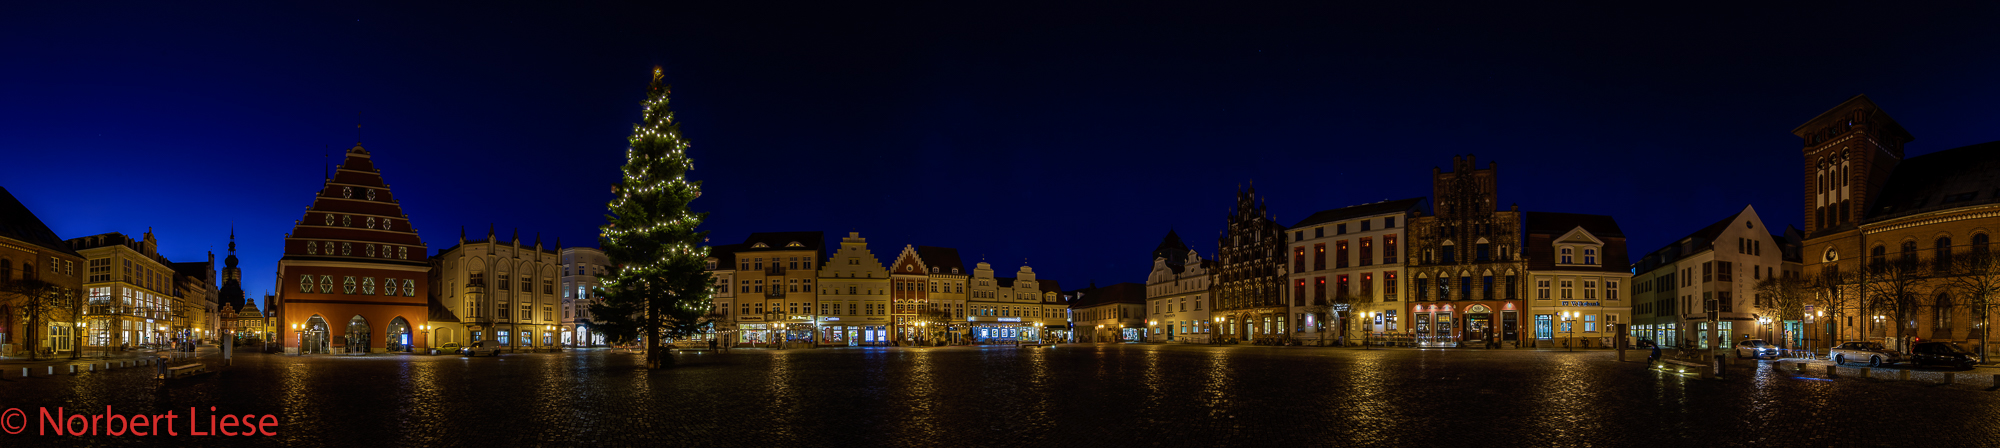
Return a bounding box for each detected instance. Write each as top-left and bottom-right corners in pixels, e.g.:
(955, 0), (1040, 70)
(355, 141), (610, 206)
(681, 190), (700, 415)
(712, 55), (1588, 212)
(5, 3), (1998, 299)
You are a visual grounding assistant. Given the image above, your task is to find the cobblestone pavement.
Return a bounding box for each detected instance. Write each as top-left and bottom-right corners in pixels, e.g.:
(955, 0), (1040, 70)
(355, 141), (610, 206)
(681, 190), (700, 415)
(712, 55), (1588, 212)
(2, 344), (1997, 447)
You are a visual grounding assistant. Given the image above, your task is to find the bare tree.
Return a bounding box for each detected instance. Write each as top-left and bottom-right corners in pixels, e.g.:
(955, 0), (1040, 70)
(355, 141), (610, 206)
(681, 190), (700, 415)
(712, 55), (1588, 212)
(2, 278), (78, 360)
(1864, 253), (1930, 352)
(1754, 273), (1810, 347)
(1811, 267), (1857, 347)
(1948, 249), (2000, 363)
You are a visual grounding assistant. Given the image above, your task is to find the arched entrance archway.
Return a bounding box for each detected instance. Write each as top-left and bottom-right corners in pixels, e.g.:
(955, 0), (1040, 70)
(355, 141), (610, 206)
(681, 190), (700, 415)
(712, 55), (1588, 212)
(345, 315), (370, 354)
(387, 317), (412, 352)
(304, 315), (330, 354)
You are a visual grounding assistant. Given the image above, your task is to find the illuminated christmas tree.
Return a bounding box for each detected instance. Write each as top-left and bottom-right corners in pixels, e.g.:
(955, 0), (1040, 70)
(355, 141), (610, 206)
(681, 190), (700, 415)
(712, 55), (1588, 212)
(592, 67), (713, 369)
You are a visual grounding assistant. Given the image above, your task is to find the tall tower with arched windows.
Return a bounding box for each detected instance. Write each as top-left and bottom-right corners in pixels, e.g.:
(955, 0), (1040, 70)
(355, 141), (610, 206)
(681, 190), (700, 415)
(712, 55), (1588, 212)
(1795, 94), (1914, 236)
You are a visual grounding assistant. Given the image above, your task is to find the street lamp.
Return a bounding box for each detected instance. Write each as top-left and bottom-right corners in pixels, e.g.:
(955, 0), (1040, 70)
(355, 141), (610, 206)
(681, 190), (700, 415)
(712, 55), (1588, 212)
(1562, 312), (1578, 352)
(419, 324), (432, 354)
(292, 323), (304, 356)
(1364, 312), (1377, 350)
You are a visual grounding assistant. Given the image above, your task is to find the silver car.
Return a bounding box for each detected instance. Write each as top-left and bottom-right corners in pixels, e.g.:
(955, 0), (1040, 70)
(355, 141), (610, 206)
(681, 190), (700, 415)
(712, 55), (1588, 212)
(460, 340), (502, 357)
(1734, 339), (1780, 359)
(1830, 341), (1904, 367)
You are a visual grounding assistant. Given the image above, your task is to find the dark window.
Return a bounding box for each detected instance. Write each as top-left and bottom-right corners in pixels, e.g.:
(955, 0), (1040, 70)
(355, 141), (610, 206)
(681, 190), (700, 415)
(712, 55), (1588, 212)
(1415, 278), (1429, 300)
(1295, 231), (1304, 242)
(1361, 220), (1371, 232)
(1936, 237), (1954, 271)
(1459, 277), (1472, 300)
(1900, 241), (1919, 267)
(1505, 275), (1517, 299)
(1482, 276), (1494, 300)
(1476, 243), (1490, 262)
(1384, 217), (1396, 228)
(1441, 246), (1456, 265)
(1337, 224), (1347, 235)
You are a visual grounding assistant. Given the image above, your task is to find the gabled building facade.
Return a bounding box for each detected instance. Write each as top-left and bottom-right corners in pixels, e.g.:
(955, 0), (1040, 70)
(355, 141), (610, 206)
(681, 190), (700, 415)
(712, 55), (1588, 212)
(1213, 186), (1290, 343)
(276, 144), (431, 354)
(1406, 156), (1529, 348)
(1522, 212), (1631, 348)
(1631, 206), (1790, 350)
(817, 232), (886, 345)
(1146, 230), (1213, 343)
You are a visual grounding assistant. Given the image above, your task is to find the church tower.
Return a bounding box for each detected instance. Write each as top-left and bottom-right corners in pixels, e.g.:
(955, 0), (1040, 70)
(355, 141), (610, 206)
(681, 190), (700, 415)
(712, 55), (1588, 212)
(276, 143), (430, 354)
(216, 227), (248, 311)
(1794, 94), (1914, 236)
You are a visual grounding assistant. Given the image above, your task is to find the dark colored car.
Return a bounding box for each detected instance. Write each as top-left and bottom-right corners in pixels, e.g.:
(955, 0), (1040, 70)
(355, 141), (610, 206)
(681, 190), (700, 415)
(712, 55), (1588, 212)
(1909, 341), (1978, 369)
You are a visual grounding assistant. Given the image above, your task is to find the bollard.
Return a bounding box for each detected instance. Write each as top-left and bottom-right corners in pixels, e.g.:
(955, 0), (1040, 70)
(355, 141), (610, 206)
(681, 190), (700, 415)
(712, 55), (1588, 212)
(1826, 365), (1838, 378)
(1899, 370), (1911, 381)
(1860, 367), (1872, 379)
(69, 365), (76, 374)
(20, 368), (26, 377)
(1796, 362), (1807, 372)
(47, 366), (54, 375)
(1945, 373), (1956, 385)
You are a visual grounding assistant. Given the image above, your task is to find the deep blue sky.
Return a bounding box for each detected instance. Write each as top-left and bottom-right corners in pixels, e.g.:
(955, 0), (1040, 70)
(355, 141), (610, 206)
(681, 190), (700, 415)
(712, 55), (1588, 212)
(5, 3), (1998, 298)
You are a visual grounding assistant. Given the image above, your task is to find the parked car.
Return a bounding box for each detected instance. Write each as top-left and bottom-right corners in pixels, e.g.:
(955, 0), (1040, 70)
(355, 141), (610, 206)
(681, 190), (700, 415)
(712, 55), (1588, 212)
(1830, 341), (1904, 367)
(1909, 341), (1977, 369)
(438, 342), (462, 354)
(460, 340), (501, 357)
(1734, 339), (1780, 359)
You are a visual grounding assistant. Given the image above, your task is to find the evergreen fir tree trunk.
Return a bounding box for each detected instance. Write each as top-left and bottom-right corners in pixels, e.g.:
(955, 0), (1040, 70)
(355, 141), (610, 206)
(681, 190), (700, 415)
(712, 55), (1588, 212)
(594, 67), (714, 370)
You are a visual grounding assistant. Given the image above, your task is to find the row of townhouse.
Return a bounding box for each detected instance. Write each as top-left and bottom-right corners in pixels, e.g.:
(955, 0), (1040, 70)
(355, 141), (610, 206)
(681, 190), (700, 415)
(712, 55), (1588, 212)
(703, 231), (1068, 347)
(1140, 161), (1637, 349)
(0, 187), (229, 357)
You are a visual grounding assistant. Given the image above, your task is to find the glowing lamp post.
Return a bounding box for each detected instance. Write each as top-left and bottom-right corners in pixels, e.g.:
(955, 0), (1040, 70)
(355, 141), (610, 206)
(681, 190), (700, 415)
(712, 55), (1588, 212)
(1562, 312), (1578, 352)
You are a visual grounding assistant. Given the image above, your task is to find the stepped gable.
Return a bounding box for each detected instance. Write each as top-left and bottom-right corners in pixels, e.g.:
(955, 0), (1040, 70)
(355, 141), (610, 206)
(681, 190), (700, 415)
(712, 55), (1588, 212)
(283, 144), (427, 265)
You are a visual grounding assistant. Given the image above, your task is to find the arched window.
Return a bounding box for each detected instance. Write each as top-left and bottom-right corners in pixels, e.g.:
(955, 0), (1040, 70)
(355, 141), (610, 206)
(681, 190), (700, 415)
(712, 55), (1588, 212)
(1870, 245), (1886, 269)
(1935, 293), (1954, 334)
(1974, 233), (1991, 261)
(1900, 241), (1919, 267)
(1936, 237), (1954, 271)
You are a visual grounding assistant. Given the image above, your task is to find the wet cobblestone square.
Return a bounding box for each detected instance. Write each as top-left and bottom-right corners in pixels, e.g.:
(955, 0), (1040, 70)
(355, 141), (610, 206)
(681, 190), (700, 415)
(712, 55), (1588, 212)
(2, 344), (1996, 447)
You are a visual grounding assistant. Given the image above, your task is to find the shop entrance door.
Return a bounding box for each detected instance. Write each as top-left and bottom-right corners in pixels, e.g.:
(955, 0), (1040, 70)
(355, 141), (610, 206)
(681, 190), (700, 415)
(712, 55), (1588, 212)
(1466, 313), (1492, 344)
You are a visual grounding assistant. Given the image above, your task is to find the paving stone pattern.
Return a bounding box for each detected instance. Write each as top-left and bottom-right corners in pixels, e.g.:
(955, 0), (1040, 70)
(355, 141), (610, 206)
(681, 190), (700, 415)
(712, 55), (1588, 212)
(1, 345), (1996, 447)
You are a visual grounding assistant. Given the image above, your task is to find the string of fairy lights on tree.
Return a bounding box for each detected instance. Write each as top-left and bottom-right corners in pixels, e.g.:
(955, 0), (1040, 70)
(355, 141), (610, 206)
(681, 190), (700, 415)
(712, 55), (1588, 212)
(597, 66), (716, 347)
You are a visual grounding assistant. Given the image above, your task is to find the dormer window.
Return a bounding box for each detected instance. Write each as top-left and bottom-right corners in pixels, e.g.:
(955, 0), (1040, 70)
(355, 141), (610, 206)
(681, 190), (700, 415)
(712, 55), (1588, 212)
(1559, 247), (1573, 264)
(785, 241), (802, 248)
(1583, 248), (1597, 265)
(751, 242), (769, 248)
(930, 267), (938, 273)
